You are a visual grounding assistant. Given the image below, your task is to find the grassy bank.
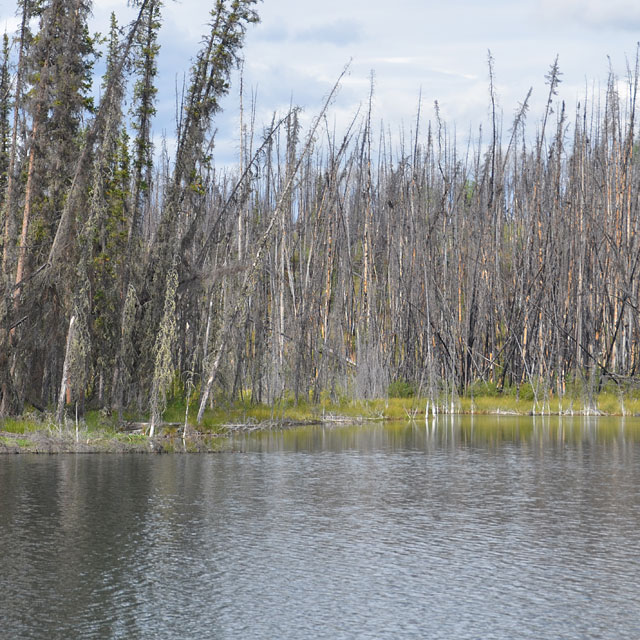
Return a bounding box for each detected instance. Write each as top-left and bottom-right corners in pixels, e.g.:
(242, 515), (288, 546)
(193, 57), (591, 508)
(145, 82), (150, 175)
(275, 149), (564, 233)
(2, 388), (640, 454)
(0, 420), (232, 454)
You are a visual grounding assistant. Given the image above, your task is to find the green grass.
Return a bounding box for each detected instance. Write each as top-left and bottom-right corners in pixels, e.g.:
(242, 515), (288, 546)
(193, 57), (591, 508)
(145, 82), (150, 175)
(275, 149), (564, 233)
(462, 394), (534, 414)
(1, 418), (34, 434)
(170, 395), (456, 426)
(4, 385), (640, 453)
(0, 436), (31, 447)
(114, 432), (148, 444)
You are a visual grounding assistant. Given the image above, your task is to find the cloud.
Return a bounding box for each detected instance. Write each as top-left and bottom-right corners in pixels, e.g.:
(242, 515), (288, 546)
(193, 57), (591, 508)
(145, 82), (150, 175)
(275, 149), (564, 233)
(538, 0), (640, 30)
(372, 57), (417, 65)
(254, 23), (289, 43)
(1, 12), (20, 34)
(293, 19), (363, 46)
(242, 60), (354, 111)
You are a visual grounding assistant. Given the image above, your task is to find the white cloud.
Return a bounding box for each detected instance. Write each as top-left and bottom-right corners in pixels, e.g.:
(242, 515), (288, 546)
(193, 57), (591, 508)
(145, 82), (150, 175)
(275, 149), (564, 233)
(371, 57), (417, 65)
(1, 16), (19, 34)
(2, 0), (640, 168)
(538, 0), (640, 29)
(294, 19), (364, 46)
(0, 6), (19, 35)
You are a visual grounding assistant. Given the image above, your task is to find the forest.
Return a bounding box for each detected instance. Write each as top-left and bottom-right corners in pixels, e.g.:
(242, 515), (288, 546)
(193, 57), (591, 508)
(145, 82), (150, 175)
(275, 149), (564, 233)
(2, 0), (640, 429)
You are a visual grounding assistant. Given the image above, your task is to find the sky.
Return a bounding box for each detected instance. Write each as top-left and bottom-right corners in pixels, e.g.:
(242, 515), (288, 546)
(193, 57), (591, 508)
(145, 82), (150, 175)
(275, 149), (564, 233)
(3, 0), (640, 166)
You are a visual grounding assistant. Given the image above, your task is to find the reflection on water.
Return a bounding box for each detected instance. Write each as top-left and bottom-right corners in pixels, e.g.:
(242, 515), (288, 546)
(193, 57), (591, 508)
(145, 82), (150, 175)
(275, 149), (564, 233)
(237, 414), (640, 454)
(1, 416), (640, 639)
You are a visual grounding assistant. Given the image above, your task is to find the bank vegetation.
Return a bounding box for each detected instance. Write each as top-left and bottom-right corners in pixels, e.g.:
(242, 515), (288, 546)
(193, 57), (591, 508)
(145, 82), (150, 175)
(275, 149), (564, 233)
(2, 1), (640, 431)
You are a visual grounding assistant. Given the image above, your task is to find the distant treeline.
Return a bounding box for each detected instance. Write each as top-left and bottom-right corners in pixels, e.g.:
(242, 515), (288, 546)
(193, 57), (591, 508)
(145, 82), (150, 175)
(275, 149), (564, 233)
(1, 1), (640, 424)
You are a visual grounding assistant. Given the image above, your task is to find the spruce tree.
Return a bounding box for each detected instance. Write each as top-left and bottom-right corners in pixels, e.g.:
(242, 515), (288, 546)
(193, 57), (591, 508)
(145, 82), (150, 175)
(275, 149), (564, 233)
(144, 0), (259, 429)
(22, 0), (97, 272)
(9, 0), (97, 413)
(1, 0), (38, 279)
(130, 0), (161, 241)
(81, 15), (130, 411)
(0, 33), (11, 208)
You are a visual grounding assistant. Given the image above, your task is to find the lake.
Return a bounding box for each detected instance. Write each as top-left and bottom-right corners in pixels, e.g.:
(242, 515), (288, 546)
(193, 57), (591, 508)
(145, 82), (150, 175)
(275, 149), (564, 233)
(1, 415), (640, 639)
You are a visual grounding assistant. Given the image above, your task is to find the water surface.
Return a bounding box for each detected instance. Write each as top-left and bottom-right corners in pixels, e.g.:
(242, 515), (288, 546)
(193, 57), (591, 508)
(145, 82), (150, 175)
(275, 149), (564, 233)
(1, 416), (639, 639)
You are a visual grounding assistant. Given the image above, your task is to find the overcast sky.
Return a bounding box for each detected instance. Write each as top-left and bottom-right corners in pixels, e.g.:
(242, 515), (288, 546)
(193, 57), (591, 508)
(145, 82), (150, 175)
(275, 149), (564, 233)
(3, 0), (640, 165)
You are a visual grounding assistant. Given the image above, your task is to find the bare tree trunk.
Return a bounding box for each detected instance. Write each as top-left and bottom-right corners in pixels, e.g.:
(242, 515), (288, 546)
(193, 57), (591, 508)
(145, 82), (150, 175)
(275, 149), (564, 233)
(56, 315), (76, 424)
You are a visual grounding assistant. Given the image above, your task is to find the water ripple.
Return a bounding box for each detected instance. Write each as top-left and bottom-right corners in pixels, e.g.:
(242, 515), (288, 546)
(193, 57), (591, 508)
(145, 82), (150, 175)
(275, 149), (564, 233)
(1, 419), (640, 639)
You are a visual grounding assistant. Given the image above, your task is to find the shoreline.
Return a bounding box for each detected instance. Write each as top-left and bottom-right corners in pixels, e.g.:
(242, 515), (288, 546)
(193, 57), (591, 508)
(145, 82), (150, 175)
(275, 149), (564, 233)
(0, 414), (371, 454)
(2, 406), (639, 454)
